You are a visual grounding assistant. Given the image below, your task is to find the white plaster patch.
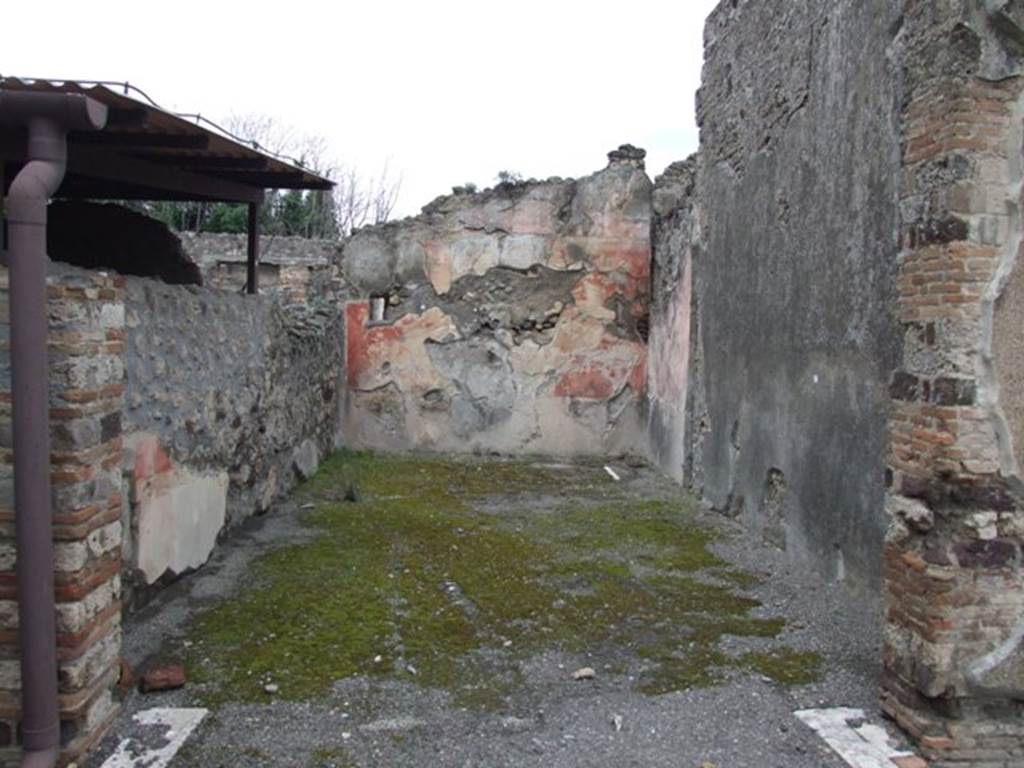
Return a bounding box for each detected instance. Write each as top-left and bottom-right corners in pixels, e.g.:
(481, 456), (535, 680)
(136, 469), (229, 584)
(967, 612), (1024, 695)
(450, 234), (500, 278)
(795, 708), (914, 768)
(500, 235), (549, 269)
(101, 708), (207, 768)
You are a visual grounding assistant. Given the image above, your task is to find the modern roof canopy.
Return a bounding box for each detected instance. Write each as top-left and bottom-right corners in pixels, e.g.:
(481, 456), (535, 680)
(0, 77), (334, 204)
(1, 81), (336, 764)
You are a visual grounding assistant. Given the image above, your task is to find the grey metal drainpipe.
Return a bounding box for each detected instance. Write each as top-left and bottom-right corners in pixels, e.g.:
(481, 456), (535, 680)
(0, 91), (107, 768)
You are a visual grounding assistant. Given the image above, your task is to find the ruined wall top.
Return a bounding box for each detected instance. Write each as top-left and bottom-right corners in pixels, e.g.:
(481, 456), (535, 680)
(339, 146), (653, 457)
(340, 146), (653, 297)
(652, 156), (697, 219)
(179, 232), (341, 269)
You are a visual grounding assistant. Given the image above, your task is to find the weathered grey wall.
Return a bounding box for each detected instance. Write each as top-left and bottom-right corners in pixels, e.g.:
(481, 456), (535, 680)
(340, 147), (652, 457)
(690, 0), (903, 586)
(180, 232), (340, 301)
(122, 277), (343, 599)
(646, 158), (698, 483)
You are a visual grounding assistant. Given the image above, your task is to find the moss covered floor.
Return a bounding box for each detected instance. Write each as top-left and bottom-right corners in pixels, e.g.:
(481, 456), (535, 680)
(182, 452), (820, 714)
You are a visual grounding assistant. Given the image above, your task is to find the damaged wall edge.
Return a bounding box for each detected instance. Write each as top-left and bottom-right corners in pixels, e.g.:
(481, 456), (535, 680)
(338, 146), (652, 458)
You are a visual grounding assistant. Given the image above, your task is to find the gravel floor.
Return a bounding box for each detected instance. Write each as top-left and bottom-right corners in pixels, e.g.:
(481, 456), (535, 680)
(83, 454), (909, 768)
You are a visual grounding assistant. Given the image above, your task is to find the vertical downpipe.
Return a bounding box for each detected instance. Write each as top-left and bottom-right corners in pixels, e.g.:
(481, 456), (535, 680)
(1, 92), (107, 768)
(9, 119), (66, 767)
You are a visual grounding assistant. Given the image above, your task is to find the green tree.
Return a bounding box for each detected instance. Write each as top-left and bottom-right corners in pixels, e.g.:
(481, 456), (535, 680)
(136, 115), (400, 240)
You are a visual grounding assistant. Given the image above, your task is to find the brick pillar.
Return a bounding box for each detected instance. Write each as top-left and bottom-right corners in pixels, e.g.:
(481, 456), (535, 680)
(882, 4), (1024, 764)
(0, 266), (124, 764)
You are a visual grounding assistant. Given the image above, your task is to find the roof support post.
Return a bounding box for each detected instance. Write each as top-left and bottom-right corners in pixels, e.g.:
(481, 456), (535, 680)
(246, 200), (260, 295)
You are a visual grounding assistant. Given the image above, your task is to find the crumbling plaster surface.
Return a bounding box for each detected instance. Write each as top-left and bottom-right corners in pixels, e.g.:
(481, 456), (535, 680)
(340, 147), (651, 456)
(647, 158), (698, 484)
(987, 95), (1024, 490)
(987, 201), (1024, 489)
(128, 433), (228, 585)
(690, 0), (903, 587)
(121, 275), (343, 600)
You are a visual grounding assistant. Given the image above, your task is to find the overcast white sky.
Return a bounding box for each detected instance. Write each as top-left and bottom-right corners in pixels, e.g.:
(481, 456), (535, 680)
(4, 1), (719, 217)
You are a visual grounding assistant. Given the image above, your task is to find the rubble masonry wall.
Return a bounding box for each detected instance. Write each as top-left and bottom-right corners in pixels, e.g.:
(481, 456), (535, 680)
(338, 148), (652, 457)
(121, 276), (344, 605)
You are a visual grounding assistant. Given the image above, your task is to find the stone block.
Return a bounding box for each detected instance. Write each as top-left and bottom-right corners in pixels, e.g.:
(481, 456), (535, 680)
(500, 235), (550, 270)
(59, 630), (120, 694)
(53, 521), (122, 573)
(138, 665), (186, 693)
(449, 234), (500, 279)
(56, 575), (120, 635)
(51, 418), (102, 452)
(953, 540), (1018, 569)
(293, 439), (319, 481)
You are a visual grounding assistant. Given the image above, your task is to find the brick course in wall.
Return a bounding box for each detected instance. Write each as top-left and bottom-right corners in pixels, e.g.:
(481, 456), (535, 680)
(882, 3), (1024, 765)
(0, 265), (124, 765)
(0, 237), (345, 761)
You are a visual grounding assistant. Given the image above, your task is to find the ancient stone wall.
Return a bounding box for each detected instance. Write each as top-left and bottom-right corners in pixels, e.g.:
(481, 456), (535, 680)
(180, 232), (339, 303)
(0, 226), (346, 760)
(340, 148), (651, 456)
(121, 277), (343, 604)
(646, 158), (698, 484)
(673, 0), (1024, 761)
(0, 264), (124, 764)
(881, 2), (1024, 763)
(687, 0), (904, 587)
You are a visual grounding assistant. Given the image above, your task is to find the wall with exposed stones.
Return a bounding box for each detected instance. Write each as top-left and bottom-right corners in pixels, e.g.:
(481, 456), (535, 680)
(2, 3), (1023, 763)
(0, 264), (125, 765)
(880, 2), (1024, 764)
(180, 232), (339, 303)
(339, 147), (651, 456)
(0, 222), (345, 761)
(121, 276), (344, 604)
(668, 0), (1024, 763)
(682, 0), (904, 587)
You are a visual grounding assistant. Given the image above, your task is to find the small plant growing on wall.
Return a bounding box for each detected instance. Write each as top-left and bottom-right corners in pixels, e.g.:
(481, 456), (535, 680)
(496, 170), (523, 184)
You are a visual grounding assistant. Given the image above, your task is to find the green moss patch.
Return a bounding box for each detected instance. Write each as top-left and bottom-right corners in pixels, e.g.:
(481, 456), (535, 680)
(739, 649), (824, 686)
(185, 452), (820, 710)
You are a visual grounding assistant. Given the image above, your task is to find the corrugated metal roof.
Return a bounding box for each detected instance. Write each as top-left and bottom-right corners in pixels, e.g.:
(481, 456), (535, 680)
(0, 77), (334, 203)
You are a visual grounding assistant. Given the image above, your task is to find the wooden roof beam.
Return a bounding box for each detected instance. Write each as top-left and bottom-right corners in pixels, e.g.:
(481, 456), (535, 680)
(71, 132), (210, 149)
(149, 155), (269, 170)
(66, 149), (264, 203)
